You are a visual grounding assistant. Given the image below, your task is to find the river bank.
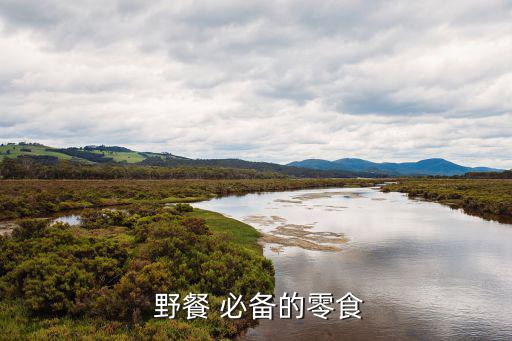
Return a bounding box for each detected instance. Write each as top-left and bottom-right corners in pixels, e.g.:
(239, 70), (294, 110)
(195, 186), (512, 340)
(384, 179), (512, 223)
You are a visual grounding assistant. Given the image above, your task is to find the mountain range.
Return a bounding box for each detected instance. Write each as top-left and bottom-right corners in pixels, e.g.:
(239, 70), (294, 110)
(287, 158), (502, 176)
(0, 143), (503, 177)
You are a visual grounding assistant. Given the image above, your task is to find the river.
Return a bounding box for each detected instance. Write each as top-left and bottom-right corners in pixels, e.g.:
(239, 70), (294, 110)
(194, 187), (512, 340)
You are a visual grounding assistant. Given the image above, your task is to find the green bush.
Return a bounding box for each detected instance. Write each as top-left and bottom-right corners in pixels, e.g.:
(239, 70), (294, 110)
(175, 203), (194, 213)
(80, 209), (134, 229)
(11, 219), (48, 241)
(0, 205), (275, 339)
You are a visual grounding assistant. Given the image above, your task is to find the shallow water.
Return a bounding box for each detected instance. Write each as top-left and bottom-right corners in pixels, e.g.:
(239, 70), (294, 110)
(0, 213), (82, 234)
(52, 214), (81, 225)
(194, 187), (512, 340)
(0, 207), (119, 233)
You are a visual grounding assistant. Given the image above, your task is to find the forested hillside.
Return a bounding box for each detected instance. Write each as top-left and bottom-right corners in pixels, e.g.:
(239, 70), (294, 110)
(0, 143), (389, 179)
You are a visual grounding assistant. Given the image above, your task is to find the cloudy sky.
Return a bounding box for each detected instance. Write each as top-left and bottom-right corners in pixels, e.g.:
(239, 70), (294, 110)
(0, 1), (511, 167)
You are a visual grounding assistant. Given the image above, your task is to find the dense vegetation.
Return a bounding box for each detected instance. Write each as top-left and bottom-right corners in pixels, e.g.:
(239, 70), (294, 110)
(83, 145), (133, 153)
(0, 178), (380, 220)
(384, 179), (512, 222)
(0, 158), (287, 180)
(0, 205), (273, 339)
(140, 156), (387, 178)
(461, 169), (512, 179)
(0, 156), (385, 180)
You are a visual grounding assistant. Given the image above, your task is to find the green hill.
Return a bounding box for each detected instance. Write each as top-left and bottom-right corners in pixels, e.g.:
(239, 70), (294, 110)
(0, 143), (74, 161)
(0, 143), (185, 164)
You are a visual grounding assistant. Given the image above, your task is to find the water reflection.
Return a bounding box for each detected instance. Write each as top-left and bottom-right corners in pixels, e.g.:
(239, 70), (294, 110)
(52, 214), (81, 225)
(0, 207), (122, 233)
(194, 188), (512, 340)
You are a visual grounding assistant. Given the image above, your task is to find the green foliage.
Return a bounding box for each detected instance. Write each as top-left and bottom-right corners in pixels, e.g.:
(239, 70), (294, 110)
(175, 203), (194, 213)
(1, 221), (128, 316)
(189, 209), (262, 252)
(140, 155), (380, 178)
(11, 219), (48, 241)
(0, 157), (288, 180)
(0, 205), (275, 339)
(385, 179), (512, 222)
(0, 300), (216, 340)
(80, 209), (135, 229)
(462, 169), (512, 179)
(181, 217), (210, 235)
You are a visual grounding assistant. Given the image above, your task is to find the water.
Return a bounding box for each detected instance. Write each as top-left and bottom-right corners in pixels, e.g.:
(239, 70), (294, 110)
(194, 187), (512, 340)
(52, 214), (81, 225)
(0, 208), (117, 233)
(0, 213), (82, 234)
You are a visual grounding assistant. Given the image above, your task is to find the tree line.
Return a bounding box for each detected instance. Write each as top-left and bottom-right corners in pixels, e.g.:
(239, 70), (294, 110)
(460, 169), (512, 179)
(0, 157), (287, 180)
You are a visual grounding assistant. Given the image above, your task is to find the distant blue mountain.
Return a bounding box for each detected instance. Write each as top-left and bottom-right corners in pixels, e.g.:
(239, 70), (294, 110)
(287, 158), (502, 176)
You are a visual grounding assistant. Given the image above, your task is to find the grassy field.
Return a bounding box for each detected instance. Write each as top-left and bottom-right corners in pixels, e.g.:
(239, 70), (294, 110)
(0, 144), (149, 164)
(88, 149), (146, 163)
(0, 205), (272, 339)
(0, 144), (73, 161)
(0, 301), (222, 340)
(384, 179), (512, 222)
(190, 209), (262, 252)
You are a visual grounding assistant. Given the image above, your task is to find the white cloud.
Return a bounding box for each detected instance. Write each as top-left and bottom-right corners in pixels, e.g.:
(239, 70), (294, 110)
(0, 0), (511, 168)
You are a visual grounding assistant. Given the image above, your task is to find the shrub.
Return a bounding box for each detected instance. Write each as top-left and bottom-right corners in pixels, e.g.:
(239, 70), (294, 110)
(80, 209), (133, 229)
(175, 203), (193, 213)
(12, 219), (48, 241)
(0, 205), (275, 338)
